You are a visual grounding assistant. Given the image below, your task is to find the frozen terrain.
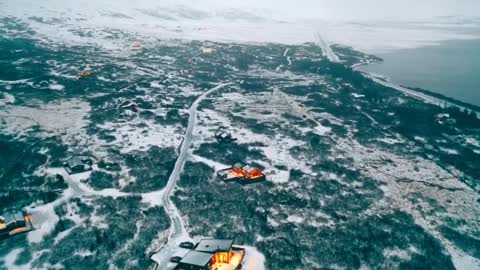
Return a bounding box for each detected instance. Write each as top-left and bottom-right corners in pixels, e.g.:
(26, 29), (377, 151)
(1, 4), (480, 270)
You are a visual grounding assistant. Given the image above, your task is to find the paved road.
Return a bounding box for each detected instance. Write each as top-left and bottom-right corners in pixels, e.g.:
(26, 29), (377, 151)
(161, 82), (232, 243)
(315, 32), (340, 63)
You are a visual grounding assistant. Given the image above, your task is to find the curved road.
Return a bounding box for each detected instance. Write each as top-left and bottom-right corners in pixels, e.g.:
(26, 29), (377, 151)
(162, 82), (232, 242)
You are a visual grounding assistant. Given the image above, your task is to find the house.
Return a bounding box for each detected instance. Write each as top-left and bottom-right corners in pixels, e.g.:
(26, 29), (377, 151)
(214, 130), (236, 143)
(63, 157), (93, 174)
(79, 71), (92, 77)
(196, 239), (234, 264)
(175, 239), (244, 270)
(232, 163), (264, 179)
(0, 211), (34, 240)
(217, 162), (266, 183)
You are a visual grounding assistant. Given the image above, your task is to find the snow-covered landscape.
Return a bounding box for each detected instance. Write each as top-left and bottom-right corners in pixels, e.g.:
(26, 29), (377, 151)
(1, 1), (480, 270)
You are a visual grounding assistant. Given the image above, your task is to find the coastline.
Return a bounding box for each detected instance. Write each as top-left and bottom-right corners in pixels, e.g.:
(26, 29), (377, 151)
(353, 56), (480, 116)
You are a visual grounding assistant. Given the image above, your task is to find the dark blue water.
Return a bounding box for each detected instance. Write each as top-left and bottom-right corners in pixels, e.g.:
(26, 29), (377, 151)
(360, 39), (480, 107)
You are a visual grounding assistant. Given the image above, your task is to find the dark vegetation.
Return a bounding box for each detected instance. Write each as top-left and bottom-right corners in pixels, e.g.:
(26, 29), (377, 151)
(440, 226), (480, 259)
(331, 44), (382, 67)
(17, 196), (171, 270)
(405, 86), (480, 114)
(260, 211), (454, 270)
(0, 134), (68, 210)
(1, 18), (478, 270)
(122, 146), (176, 192)
(88, 171), (117, 190)
(194, 142), (266, 165)
(173, 159), (454, 269)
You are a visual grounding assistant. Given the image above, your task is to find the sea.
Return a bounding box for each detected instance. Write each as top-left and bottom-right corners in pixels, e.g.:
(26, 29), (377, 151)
(359, 39), (480, 107)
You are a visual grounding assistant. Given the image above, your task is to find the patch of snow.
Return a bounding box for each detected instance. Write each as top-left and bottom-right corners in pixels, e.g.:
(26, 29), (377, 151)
(2, 249), (31, 270)
(49, 83), (65, 91)
(28, 203), (60, 244)
(239, 245), (266, 270)
(286, 215), (305, 224)
(439, 147), (459, 155)
(141, 189), (165, 207)
(190, 154), (229, 172)
(414, 136), (427, 143)
(448, 246), (480, 270)
(0, 92), (15, 105)
(376, 137), (404, 145)
(0, 99), (90, 140)
(351, 93), (365, 98)
(267, 216), (279, 228)
(465, 137), (480, 147)
(96, 120), (183, 153)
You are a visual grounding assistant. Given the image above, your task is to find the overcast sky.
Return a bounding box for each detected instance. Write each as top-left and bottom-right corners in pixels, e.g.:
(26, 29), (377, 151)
(2, 0), (479, 52)
(174, 0), (480, 21)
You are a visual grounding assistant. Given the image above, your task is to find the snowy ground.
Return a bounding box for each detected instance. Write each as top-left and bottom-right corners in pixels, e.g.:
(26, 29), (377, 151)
(1, 12), (479, 269)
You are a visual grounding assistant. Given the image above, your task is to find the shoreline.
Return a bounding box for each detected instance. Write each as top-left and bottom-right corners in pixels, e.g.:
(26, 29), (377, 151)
(353, 57), (480, 116)
(353, 39), (480, 113)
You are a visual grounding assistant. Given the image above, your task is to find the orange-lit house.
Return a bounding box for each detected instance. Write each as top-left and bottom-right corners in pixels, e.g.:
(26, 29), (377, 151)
(79, 71), (92, 77)
(217, 162), (265, 183)
(232, 163), (264, 179)
(175, 239), (245, 270)
(0, 211), (34, 241)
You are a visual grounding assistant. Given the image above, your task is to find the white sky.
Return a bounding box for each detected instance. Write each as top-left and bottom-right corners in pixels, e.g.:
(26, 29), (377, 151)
(2, 0), (479, 52)
(169, 0), (480, 21)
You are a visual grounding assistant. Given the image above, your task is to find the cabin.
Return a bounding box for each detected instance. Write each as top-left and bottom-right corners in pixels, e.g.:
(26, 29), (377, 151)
(63, 157), (93, 175)
(175, 239), (244, 270)
(217, 162), (265, 183)
(79, 71), (92, 77)
(0, 211), (33, 240)
(232, 163), (263, 179)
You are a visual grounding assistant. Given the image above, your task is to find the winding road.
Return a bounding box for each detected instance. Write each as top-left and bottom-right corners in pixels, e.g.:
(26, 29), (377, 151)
(152, 82), (232, 267)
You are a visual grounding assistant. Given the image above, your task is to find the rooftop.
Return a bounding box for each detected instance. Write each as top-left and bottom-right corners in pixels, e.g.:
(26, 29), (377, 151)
(66, 157), (85, 168)
(180, 250), (214, 267)
(195, 239), (234, 253)
(2, 212), (25, 225)
(242, 165), (256, 173)
(233, 162), (246, 169)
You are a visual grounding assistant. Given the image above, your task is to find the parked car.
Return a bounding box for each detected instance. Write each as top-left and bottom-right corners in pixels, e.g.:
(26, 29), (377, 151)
(179, 241), (194, 249)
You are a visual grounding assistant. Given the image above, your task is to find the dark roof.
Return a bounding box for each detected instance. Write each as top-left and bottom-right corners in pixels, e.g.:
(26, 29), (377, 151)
(180, 250), (213, 267)
(2, 212), (24, 225)
(195, 239), (233, 253)
(66, 157), (85, 168)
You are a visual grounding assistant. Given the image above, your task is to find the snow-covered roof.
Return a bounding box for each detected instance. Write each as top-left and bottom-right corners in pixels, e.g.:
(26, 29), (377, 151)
(195, 239), (234, 253)
(66, 157), (85, 168)
(180, 250), (214, 267)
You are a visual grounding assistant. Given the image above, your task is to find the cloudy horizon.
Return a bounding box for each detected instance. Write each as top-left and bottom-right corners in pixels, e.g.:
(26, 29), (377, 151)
(1, 0), (479, 52)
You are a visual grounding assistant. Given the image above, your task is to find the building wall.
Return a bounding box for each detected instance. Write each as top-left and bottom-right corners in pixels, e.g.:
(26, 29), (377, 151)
(212, 251), (232, 264)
